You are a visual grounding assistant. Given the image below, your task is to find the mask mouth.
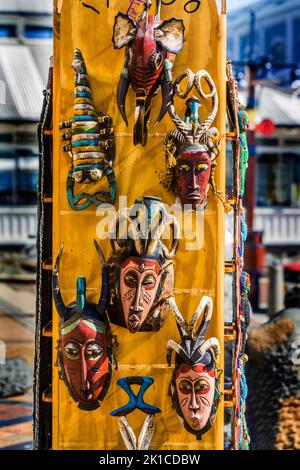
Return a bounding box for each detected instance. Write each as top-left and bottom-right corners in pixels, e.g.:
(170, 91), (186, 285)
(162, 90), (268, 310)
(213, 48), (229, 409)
(130, 304), (143, 313)
(189, 413), (202, 430)
(182, 192), (204, 207)
(191, 411), (201, 424)
(81, 388), (93, 401)
(180, 193), (208, 211)
(128, 313), (141, 331)
(184, 191), (202, 201)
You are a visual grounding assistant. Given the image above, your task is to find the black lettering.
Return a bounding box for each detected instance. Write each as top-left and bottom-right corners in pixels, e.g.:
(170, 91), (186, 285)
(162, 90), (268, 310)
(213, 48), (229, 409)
(162, 0), (176, 5)
(184, 0), (201, 14)
(81, 2), (100, 14)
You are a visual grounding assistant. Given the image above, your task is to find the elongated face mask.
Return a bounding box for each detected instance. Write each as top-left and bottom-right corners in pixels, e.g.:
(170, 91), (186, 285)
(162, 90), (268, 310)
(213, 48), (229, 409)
(120, 257), (163, 332)
(174, 149), (212, 210)
(53, 241), (113, 410)
(160, 71), (223, 211)
(175, 363), (215, 432)
(107, 196), (179, 332)
(167, 296), (221, 438)
(61, 316), (109, 406)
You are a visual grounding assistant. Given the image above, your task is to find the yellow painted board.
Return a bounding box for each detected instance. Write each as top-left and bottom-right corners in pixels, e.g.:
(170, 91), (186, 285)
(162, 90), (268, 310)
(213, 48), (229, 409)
(52, 0), (226, 450)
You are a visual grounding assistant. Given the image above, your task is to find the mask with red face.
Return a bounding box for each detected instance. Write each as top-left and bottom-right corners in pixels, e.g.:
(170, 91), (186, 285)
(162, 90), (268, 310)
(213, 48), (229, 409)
(52, 240), (113, 410)
(112, 1), (185, 146)
(108, 196), (179, 332)
(166, 296), (221, 439)
(160, 69), (222, 211)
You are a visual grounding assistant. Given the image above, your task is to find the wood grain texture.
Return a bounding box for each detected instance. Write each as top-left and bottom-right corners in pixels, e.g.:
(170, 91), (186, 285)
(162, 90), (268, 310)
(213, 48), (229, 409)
(52, 0), (226, 450)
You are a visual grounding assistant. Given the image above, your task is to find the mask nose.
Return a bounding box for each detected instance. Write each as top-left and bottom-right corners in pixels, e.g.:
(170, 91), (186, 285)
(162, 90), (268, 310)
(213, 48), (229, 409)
(130, 282), (144, 313)
(187, 169), (200, 191)
(80, 347), (90, 394)
(189, 388), (200, 411)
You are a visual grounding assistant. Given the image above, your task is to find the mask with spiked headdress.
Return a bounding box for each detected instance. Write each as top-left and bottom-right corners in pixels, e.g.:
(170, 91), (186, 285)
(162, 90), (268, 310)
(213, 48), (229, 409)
(160, 69), (226, 211)
(166, 296), (222, 438)
(107, 196), (179, 333)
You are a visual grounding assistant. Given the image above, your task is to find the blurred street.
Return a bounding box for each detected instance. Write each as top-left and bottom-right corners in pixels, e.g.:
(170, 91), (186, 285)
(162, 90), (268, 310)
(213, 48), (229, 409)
(0, 282), (35, 450)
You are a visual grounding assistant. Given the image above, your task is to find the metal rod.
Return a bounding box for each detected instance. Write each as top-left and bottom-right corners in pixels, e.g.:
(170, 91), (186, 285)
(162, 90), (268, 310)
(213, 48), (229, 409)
(222, 0), (226, 14)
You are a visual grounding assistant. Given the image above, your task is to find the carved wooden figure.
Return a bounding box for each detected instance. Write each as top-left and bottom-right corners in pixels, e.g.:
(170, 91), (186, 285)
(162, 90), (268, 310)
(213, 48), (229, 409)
(111, 376), (161, 450)
(107, 196), (179, 332)
(60, 49), (116, 210)
(52, 240), (113, 410)
(167, 296), (222, 439)
(160, 69), (229, 211)
(112, 0), (185, 146)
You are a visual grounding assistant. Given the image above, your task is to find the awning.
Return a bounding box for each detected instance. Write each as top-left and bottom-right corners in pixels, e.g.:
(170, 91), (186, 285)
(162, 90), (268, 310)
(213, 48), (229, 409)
(256, 85), (300, 127)
(238, 85), (300, 127)
(0, 44), (52, 121)
(29, 44), (53, 87)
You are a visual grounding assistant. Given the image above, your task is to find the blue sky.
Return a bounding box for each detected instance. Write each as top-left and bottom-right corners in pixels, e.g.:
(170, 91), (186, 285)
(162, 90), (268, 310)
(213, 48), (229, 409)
(227, 0), (257, 11)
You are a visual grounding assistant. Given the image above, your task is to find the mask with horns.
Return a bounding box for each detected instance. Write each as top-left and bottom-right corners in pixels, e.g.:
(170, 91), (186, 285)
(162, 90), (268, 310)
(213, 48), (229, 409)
(107, 196), (179, 333)
(160, 69), (228, 211)
(166, 296), (222, 439)
(112, 0), (185, 146)
(52, 240), (113, 410)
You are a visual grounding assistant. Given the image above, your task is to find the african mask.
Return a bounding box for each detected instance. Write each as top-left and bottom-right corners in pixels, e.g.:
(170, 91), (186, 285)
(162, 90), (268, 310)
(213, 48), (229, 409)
(107, 196), (179, 332)
(160, 69), (228, 211)
(52, 240), (113, 410)
(112, 0), (185, 146)
(167, 296), (222, 439)
(60, 49), (117, 210)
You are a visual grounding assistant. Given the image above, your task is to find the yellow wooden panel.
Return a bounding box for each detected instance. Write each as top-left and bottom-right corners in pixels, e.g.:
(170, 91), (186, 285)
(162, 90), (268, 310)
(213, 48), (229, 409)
(52, 0), (226, 450)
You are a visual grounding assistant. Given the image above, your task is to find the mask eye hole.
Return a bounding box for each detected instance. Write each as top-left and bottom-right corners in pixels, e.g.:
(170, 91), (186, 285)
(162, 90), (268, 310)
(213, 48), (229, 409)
(178, 164), (190, 173)
(64, 341), (81, 360)
(195, 163), (209, 173)
(179, 379), (192, 394)
(142, 274), (156, 289)
(194, 379), (210, 393)
(124, 270), (138, 288)
(85, 343), (103, 360)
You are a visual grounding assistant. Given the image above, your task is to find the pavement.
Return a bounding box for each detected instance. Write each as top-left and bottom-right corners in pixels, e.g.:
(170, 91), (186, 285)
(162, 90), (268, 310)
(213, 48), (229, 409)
(0, 282), (35, 450)
(0, 393), (33, 450)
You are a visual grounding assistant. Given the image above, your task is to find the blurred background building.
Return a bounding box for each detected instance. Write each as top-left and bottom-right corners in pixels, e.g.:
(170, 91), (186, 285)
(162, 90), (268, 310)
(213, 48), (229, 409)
(0, 0), (52, 249)
(225, 2), (300, 451)
(228, 0), (300, 254)
(0, 2), (52, 450)
(227, 0), (300, 310)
